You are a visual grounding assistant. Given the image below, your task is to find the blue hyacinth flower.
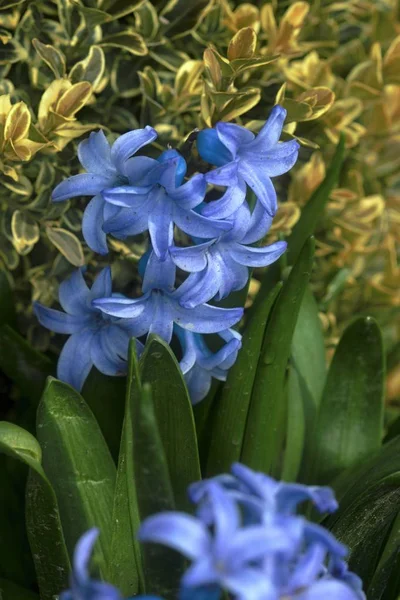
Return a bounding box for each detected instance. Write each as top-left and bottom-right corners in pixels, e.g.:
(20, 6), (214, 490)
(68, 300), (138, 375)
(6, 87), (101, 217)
(176, 327), (242, 404)
(93, 252), (243, 345)
(139, 464), (364, 600)
(102, 149), (230, 261)
(52, 127), (157, 254)
(139, 482), (296, 599)
(197, 105), (299, 217)
(60, 528), (162, 600)
(34, 267), (142, 391)
(171, 202), (287, 308)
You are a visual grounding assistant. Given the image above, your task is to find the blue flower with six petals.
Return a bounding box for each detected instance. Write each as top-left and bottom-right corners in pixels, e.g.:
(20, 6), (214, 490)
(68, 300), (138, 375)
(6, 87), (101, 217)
(52, 126), (157, 254)
(197, 106), (299, 217)
(34, 267), (141, 391)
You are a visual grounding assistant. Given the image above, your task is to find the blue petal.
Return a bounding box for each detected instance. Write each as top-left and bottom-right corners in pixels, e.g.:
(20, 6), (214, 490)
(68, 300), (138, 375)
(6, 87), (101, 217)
(181, 556), (218, 588)
(58, 269), (90, 315)
(215, 122), (254, 157)
(241, 200), (273, 245)
(179, 584), (222, 600)
(102, 205), (149, 237)
(230, 241), (287, 267)
(175, 328), (197, 374)
(158, 149), (187, 187)
(110, 125), (157, 170)
(142, 251), (176, 293)
(185, 365), (213, 405)
(168, 174), (206, 209)
(245, 140), (300, 176)
(174, 206), (231, 239)
(220, 568), (275, 600)
(171, 301), (243, 334)
(52, 173), (115, 202)
(205, 161), (239, 187)
(276, 484), (338, 515)
(91, 328), (127, 376)
(287, 544), (326, 592)
(176, 263), (221, 308)
(148, 194), (174, 261)
(213, 253), (248, 300)
(34, 302), (89, 334)
(148, 293), (174, 343)
(57, 331), (94, 391)
(197, 129), (233, 166)
(201, 178), (246, 220)
(247, 105), (287, 152)
(238, 163), (277, 215)
(121, 155), (159, 184)
(170, 241), (213, 273)
(139, 512), (210, 560)
(103, 186), (150, 208)
(82, 194), (109, 255)
(93, 295), (148, 320)
(90, 266), (113, 299)
(72, 528), (99, 586)
(77, 130), (115, 177)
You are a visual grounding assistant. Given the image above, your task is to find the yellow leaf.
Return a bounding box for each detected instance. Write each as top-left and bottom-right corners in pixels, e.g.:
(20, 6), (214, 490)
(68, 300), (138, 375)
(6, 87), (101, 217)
(38, 79), (71, 130)
(46, 227), (85, 266)
(69, 45), (106, 90)
(0, 94), (12, 124)
(227, 27), (257, 61)
(175, 59), (204, 96)
(32, 38), (66, 79)
(203, 48), (222, 90)
(297, 87), (335, 121)
(11, 210), (40, 253)
(4, 101), (31, 142)
(56, 81), (92, 118)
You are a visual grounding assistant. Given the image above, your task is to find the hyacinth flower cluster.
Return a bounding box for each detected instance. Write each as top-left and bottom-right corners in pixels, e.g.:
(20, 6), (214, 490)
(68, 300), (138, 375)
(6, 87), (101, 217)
(34, 106), (298, 403)
(61, 464), (365, 600)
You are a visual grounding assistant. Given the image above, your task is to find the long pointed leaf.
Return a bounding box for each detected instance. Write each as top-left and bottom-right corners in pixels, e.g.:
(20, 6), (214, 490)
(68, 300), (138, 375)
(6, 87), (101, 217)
(132, 383), (180, 598)
(206, 282), (282, 476)
(140, 335), (201, 511)
(0, 421), (70, 600)
(36, 378), (116, 576)
(311, 317), (385, 484)
(241, 237), (315, 474)
(109, 341), (142, 596)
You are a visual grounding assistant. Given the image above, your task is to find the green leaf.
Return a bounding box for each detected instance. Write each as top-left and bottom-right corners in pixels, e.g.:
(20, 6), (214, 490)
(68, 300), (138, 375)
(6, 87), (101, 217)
(0, 325), (54, 407)
(140, 335), (201, 511)
(331, 436), (400, 510)
(0, 422), (70, 600)
(0, 578), (39, 600)
(241, 237), (315, 474)
(100, 31), (147, 56)
(287, 134), (345, 265)
(285, 286), (327, 481)
(109, 342), (142, 596)
(36, 378), (116, 576)
(132, 383), (180, 597)
(206, 282), (282, 476)
(0, 270), (16, 328)
(311, 317), (385, 484)
(328, 474), (400, 589)
(368, 510), (400, 600)
(32, 38), (66, 78)
(82, 369), (126, 461)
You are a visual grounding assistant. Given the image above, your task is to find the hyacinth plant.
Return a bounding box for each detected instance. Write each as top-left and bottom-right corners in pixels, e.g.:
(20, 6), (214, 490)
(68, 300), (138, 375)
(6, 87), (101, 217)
(0, 105), (398, 600)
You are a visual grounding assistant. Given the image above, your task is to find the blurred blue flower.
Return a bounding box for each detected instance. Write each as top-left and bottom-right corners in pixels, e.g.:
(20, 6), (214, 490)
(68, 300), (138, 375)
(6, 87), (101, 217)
(139, 464), (365, 600)
(102, 149), (230, 261)
(171, 202), (286, 307)
(139, 482), (294, 599)
(60, 528), (161, 600)
(34, 267), (141, 391)
(176, 327), (242, 404)
(197, 105), (299, 217)
(52, 127), (157, 254)
(93, 253), (243, 345)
